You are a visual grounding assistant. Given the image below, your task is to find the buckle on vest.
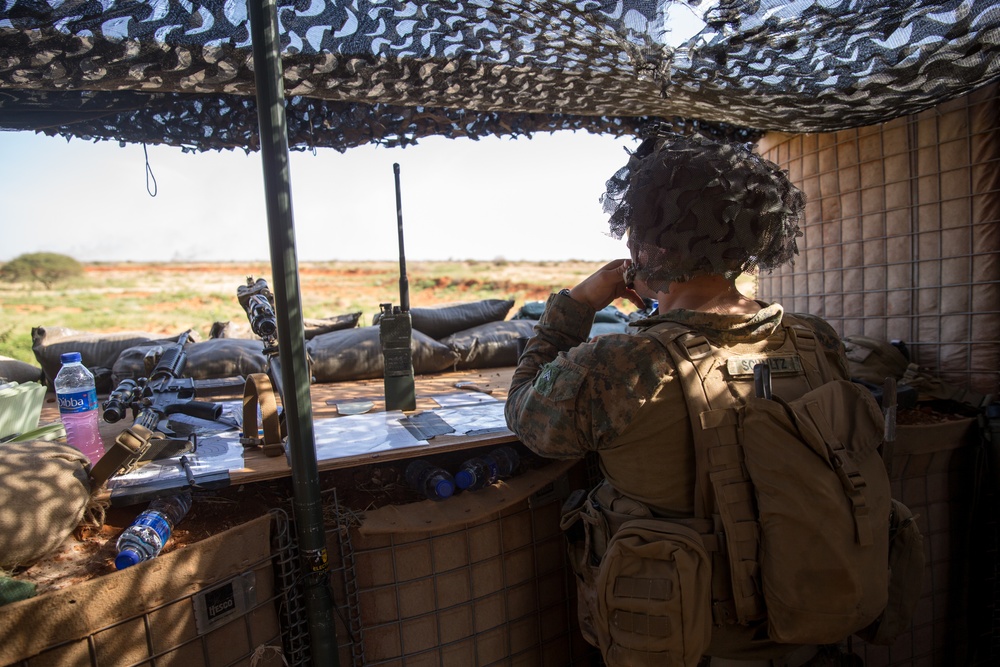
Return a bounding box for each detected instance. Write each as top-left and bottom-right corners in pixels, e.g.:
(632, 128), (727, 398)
(679, 334), (713, 360)
(790, 327), (817, 350)
(831, 453), (873, 546)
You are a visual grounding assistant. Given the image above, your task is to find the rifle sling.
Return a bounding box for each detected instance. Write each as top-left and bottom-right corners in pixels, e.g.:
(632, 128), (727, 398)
(241, 373), (285, 457)
(89, 424), (196, 489)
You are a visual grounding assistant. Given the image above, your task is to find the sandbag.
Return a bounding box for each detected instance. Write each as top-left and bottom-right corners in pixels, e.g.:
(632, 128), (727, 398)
(303, 313), (362, 339)
(183, 339), (269, 379)
(511, 301), (630, 325)
(374, 299), (515, 340)
(210, 313), (361, 341)
(0, 441), (93, 569)
(594, 304), (630, 324)
(112, 339), (268, 384)
(843, 334), (989, 408)
(440, 320), (537, 369)
(842, 335), (911, 385)
(209, 320), (255, 339)
(307, 326), (458, 383)
(511, 300), (546, 320)
(0, 356), (44, 385)
(31, 327), (192, 390)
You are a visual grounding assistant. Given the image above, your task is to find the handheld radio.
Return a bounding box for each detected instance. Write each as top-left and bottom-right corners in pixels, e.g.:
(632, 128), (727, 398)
(380, 163), (416, 411)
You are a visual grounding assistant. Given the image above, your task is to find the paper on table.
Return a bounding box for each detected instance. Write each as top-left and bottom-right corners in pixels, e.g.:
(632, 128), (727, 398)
(107, 430), (247, 488)
(107, 401), (245, 489)
(430, 391), (498, 408)
(313, 410), (424, 460)
(432, 402), (509, 436)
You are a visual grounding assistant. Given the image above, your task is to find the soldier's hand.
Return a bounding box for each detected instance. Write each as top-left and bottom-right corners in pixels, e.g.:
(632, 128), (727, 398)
(567, 259), (646, 311)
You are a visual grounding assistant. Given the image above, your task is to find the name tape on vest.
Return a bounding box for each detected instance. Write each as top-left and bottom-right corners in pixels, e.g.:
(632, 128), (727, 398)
(726, 355), (804, 378)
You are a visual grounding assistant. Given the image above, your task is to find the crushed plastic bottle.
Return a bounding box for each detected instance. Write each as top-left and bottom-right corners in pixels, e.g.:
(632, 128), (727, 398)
(115, 492), (193, 570)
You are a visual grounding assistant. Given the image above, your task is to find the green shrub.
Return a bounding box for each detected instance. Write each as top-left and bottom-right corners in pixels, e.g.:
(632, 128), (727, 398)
(0, 252), (84, 289)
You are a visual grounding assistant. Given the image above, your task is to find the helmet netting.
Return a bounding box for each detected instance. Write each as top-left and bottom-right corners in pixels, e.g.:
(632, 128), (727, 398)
(601, 132), (804, 293)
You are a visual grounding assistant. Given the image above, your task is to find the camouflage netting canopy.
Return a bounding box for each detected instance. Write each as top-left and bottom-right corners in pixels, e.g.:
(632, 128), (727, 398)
(1, 0), (998, 152)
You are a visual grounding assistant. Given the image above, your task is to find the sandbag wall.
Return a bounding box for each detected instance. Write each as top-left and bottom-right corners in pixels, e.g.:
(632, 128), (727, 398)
(757, 84), (1000, 667)
(757, 83), (1000, 397)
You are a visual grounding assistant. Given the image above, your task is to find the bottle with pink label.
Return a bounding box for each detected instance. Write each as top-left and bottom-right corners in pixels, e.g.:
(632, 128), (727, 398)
(54, 352), (105, 465)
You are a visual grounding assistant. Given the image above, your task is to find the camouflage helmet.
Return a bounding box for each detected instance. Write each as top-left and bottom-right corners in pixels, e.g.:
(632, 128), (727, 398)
(601, 132), (804, 292)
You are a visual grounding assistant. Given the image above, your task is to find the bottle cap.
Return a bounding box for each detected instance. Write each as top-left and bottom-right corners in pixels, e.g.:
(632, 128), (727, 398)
(115, 549), (141, 570)
(454, 470), (475, 490)
(434, 479), (455, 499)
(60, 352), (82, 364)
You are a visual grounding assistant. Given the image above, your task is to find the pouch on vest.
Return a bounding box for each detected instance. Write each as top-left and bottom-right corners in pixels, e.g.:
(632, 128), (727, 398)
(594, 519), (712, 667)
(560, 488), (602, 648)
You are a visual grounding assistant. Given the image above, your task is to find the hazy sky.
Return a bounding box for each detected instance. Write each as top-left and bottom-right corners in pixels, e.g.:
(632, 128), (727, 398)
(0, 128), (640, 264)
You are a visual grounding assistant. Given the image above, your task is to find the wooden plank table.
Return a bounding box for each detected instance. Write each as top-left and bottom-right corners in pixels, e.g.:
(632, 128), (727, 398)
(38, 366), (519, 495)
(236, 366), (517, 483)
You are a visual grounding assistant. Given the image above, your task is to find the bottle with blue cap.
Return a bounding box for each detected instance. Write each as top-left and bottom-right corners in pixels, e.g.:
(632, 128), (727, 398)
(454, 446), (520, 491)
(115, 492), (193, 569)
(54, 351), (105, 465)
(404, 459), (455, 501)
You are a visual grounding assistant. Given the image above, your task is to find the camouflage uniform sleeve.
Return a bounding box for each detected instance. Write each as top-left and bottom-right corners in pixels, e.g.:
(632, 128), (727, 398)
(505, 292), (674, 459)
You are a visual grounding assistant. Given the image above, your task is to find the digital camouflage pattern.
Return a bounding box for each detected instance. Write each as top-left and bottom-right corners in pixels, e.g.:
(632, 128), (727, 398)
(504, 291), (850, 515)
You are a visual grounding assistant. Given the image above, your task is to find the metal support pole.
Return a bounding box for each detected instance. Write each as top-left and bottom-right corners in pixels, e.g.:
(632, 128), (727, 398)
(247, 1), (339, 664)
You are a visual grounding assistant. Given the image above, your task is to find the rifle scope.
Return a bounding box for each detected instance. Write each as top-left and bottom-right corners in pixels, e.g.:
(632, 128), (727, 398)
(102, 378), (143, 423)
(247, 294), (278, 337)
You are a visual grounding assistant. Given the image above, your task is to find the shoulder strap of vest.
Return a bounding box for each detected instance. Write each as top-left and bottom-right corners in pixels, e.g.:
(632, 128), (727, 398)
(639, 322), (765, 625)
(638, 322), (721, 519)
(778, 314), (836, 389)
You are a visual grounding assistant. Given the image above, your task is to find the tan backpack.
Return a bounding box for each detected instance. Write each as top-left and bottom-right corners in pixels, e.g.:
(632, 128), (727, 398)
(562, 318), (923, 666)
(843, 334), (991, 408)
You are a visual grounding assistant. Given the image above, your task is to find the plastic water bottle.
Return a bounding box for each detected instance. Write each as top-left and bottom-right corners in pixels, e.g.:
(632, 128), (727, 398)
(405, 459), (455, 501)
(115, 492), (193, 570)
(454, 446), (520, 491)
(54, 351), (105, 465)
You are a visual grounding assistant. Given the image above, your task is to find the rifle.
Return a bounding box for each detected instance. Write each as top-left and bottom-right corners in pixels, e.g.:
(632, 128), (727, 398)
(238, 276), (282, 396)
(380, 162), (416, 411)
(237, 276), (286, 456)
(90, 330), (244, 487)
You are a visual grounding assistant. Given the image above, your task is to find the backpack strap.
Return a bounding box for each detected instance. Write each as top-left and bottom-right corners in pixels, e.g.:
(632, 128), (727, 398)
(643, 322), (765, 626)
(801, 398), (874, 547)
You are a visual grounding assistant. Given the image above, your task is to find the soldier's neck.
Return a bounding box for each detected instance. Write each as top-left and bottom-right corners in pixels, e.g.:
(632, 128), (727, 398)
(656, 275), (759, 315)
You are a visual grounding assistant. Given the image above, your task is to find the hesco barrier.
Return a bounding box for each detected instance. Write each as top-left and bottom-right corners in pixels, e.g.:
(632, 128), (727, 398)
(0, 510), (297, 667)
(848, 419), (988, 666)
(758, 81), (1000, 667)
(757, 84), (1000, 397)
(321, 458), (598, 667)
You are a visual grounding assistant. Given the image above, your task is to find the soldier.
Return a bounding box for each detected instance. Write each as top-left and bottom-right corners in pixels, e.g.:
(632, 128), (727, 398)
(505, 133), (860, 667)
